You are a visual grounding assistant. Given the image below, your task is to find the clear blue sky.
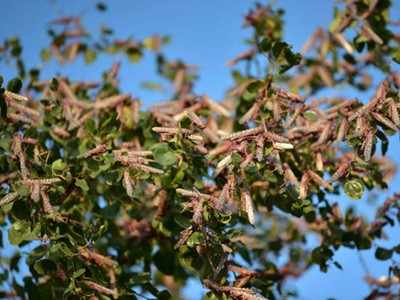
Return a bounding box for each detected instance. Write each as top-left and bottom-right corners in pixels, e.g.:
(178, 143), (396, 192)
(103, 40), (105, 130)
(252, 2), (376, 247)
(1, 1), (400, 299)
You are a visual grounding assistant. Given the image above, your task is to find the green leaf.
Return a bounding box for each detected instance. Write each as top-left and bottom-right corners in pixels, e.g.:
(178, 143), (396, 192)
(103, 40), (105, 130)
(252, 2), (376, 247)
(126, 47), (142, 63)
(258, 38), (272, 52)
(246, 80), (264, 93)
(75, 178), (89, 192)
(375, 247), (393, 261)
(303, 205), (316, 222)
(33, 259), (57, 275)
(151, 143), (177, 167)
(153, 249), (176, 275)
(96, 2), (107, 11)
(356, 236), (372, 250)
(242, 89), (257, 101)
(157, 290), (172, 300)
(9, 38), (22, 57)
(392, 48), (400, 64)
(376, 130), (389, 156)
(143, 37), (159, 51)
(303, 110), (318, 122)
(129, 272), (151, 285)
(72, 268), (86, 279)
(311, 245), (333, 272)
(171, 162), (187, 184)
(8, 220), (31, 245)
(64, 281), (76, 297)
(0, 92), (7, 119)
(50, 78), (59, 91)
(344, 179), (364, 200)
(16, 59), (25, 78)
(49, 242), (75, 258)
(187, 232), (203, 247)
(141, 81), (163, 91)
(14, 183), (30, 197)
(7, 78), (22, 93)
(84, 48), (97, 64)
(269, 41), (301, 74)
(174, 215), (191, 228)
(40, 48), (52, 62)
(101, 26), (113, 36)
(333, 261), (343, 270)
(329, 11), (341, 33)
(51, 159), (67, 173)
(231, 152), (242, 167)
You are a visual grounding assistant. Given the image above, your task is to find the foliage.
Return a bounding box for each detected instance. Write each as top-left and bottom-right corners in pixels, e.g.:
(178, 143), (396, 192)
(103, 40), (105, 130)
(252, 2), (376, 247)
(0, 1), (400, 299)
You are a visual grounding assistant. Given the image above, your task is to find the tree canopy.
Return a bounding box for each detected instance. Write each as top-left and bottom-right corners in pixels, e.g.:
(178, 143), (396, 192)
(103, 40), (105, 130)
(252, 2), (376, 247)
(0, 1), (400, 299)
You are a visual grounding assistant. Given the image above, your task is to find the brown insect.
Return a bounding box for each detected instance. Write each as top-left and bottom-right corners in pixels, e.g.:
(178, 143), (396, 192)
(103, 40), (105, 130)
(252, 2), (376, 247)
(308, 170), (332, 191)
(208, 142), (233, 158)
(94, 94), (130, 110)
(152, 127), (192, 135)
(204, 96), (231, 117)
(130, 163), (164, 175)
(371, 112), (398, 131)
(336, 119), (349, 142)
(256, 138), (264, 162)
(362, 129), (375, 161)
(83, 144), (108, 158)
(79, 247), (116, 269)
(40, 188), (55, 214)
(82, 280), (118, 298)
(360, 23), (383, 44)
(52, 126), (71, 138)
(315, 122), (331, 145)
(24, 178), (62, 185)
(203, 279), (268, 300)
(155, 189), (168, 219)
(316, 152), (324, 171)
(333, 32), (353, 54)
(223, 126), (263, 141)
(299, 172), (310, 199)
(264, 131), (289, 143)
(330, 157), (352, 182)
(241, 190), (256, 225)
(388, 98), (400, 126)
(186, 110), (206, 129)
(240, 153), (254, 169)
(12, 134), (29, 179)
(7, 113), (36, 125)
(176, 188), (211, 200)
(215, 154), (232, 176)
(0, 192), (19, 207)
(283, 163), (299, 186)
(316, 66), (334, 87)
(30, 182), (41, 203)
(240, 102), (260, 124)
(174, 226), (194, 249)
(4, 90), (29, 102)
(123, 170), (134, 197)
